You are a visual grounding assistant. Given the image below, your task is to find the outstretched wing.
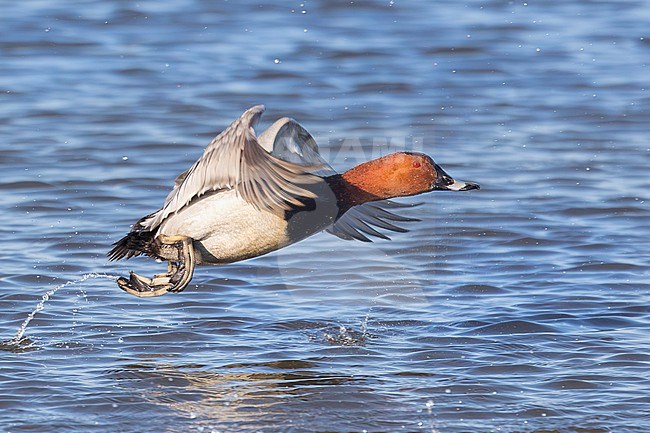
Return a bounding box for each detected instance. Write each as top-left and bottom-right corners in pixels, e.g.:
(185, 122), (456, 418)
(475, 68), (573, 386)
(141, 105), (321, 229)
(260, 117), (336, 177)
(257, 117), (421, 242)
(326, 201), (421, 242)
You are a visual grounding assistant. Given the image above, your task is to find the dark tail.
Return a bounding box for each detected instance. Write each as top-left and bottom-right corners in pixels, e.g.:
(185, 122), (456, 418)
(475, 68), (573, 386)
(107, 230), (156, 261)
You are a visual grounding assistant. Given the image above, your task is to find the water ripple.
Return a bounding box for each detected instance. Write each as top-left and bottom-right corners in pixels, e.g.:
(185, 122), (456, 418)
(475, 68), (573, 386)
(1, 1), (649, 432)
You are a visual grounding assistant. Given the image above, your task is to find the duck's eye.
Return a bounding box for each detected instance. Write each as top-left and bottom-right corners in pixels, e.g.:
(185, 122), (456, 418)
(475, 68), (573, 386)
(412, 161), (421, 168)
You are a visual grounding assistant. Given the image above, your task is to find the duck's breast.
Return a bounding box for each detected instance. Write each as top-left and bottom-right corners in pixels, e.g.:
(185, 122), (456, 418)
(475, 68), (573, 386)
(158, 182), (338, 264)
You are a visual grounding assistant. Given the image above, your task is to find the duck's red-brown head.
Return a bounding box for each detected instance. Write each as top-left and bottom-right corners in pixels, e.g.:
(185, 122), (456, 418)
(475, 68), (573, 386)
(331, 152), (479, 209)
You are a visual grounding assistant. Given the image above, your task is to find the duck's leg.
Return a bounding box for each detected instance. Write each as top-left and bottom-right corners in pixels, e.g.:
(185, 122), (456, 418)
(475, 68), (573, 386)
(117, 235), (196, 298)
(154, 261), (178, 279)
(166, 235), (195, 294)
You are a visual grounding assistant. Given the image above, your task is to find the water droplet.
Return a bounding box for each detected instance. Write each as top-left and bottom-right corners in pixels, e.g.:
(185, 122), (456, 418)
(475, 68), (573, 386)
(274, 58), (281, 64)
(122, 156), (128, 161)
(11, 274), (120, 343)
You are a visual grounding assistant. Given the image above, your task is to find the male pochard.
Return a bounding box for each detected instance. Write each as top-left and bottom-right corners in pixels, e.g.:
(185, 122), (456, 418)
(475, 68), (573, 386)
(109, 105), (479, 297)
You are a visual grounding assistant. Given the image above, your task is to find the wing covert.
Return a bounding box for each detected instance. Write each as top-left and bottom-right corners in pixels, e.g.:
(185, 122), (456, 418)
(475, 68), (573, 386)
(142, 105), (321, 229)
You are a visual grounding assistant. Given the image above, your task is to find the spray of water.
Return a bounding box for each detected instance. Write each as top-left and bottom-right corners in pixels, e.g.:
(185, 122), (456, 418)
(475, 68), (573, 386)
(323, 314), (371, 346)
(10, 273), (119, 345)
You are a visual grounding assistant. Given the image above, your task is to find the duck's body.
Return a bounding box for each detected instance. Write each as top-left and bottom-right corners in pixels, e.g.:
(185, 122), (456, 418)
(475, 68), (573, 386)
(109, 105), (479, 297)
(157, 183), (338, 265)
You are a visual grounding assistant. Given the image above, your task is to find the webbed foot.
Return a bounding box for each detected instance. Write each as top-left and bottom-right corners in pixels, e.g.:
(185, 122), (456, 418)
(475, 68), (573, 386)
(117, 235), (196, 298)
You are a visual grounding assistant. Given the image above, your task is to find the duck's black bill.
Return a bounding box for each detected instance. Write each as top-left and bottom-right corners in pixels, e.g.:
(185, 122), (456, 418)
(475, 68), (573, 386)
(458, 181), (480, 191)
(433, 179), (480, 191)
(432, 164), (480, 191)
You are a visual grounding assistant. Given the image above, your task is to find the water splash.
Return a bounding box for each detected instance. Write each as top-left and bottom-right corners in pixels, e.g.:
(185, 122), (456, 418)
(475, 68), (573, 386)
(9, 273), (119, 346)
(324, 314), (371, 346)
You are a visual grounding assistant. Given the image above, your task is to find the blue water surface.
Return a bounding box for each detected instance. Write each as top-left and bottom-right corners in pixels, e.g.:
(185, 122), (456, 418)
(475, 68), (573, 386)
(1, 1), (649, 432)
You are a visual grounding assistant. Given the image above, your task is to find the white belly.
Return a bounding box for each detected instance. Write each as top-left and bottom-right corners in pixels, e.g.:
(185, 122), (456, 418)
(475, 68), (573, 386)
(157, 187), (338, 265)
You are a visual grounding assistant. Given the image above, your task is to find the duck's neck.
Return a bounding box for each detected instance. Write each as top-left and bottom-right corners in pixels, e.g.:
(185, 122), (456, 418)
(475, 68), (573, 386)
(325, 161), (390, 215)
